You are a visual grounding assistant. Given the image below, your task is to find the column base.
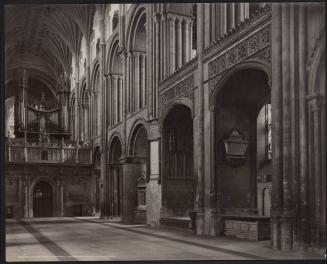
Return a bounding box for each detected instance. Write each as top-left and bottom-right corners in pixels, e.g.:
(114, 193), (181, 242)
(196, 209), (205, 235)
(280, 216), (294, 251)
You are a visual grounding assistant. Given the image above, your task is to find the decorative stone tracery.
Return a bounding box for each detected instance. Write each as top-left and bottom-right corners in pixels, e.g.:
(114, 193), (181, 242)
(208, 25), (271, 94)
(158, 74), (194, 118)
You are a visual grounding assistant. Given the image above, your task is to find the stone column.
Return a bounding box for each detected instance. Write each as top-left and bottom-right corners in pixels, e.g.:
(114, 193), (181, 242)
(220, 3), (227, 38)
(210, 4), (215, 42)
(106, 75), (111, 126)
(298, 5), (309, 244)
(227, 3), (235, 32)
(235, 3), (242, 25)
(59, 179), (64, 216)
(162, 14), (167, 79)
(204, 4), (211, 48)
(126, 53), (131, 114)
(120, 51), (127, 154)
(280, 4), (293, 251)
(185, 19), (190, 63)
(271, 3), (283, 250)
(214, 4), (220, 41)
(177, 18), (183, 68)
(146, 4), (153, 119)
(17, 68), (28, 132)
(24, 175), (29, 218)
(74, 81), (80, 142)
(308, 94), (324, 245)
(244, 3), (249, 18)
(135, 53), (140, 111)
(130, 52), (135, 113)
(160, 18), (164, 80)
(142, 54), (147, 107)
(169, 15), (176, 74)
(195, 3), (205, 235)
(18, 177), (24, 218)
(154, 13), (161, 118)
(147, 140), (161, 227)
(119, 157), (139, 223)
(113, 78), (117, 123)
(100, 38), (107, 218)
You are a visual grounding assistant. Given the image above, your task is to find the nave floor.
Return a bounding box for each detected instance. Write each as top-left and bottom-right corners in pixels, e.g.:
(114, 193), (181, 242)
(5, 217), (322, 261)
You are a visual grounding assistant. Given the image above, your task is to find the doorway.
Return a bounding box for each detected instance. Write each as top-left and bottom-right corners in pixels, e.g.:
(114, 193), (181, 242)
(33, 181), (53, 217)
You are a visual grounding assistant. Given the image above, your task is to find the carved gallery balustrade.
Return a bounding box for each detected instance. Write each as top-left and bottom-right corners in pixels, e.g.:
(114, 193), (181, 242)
(5, 139), (92, 165)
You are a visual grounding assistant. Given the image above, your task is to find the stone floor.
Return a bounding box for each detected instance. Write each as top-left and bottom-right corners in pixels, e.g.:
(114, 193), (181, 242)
(5, 216), (323, 261)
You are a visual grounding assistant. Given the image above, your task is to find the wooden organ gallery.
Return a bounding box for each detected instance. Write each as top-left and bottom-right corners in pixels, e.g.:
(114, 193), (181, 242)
(4, 3), (325, 253)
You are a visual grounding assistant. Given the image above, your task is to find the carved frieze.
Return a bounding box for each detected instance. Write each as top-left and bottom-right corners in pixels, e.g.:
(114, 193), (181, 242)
(159, 74), (194, 107)
(209, 25), (271, 92)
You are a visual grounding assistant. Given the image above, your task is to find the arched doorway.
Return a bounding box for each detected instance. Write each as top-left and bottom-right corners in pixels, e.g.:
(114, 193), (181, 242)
(162, 104), (195, 216)
(108, 137), (123, 217)
(33, 181), (53, 217)
(129, 124), (149, 223)
(213, 68), (270, 218)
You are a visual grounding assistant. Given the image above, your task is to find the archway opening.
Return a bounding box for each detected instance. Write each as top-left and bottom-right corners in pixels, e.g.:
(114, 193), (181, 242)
(128, 124), (149, 223)
(108, 137), (123, 218)
(256, 103), (272, 217)
(108, 41), (123, 126)
(162, 104), (195, 216)
(128, 10), (147, 113)
(33, 181), (53, 217)
(214, 68), (270, 217)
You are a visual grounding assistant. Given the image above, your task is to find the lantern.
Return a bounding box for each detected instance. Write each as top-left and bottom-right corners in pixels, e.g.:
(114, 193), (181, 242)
(224, 129), (249, 166)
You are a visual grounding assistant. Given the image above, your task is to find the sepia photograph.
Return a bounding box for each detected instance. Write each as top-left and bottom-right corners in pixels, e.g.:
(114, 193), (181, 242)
(3, 2), (326, 262)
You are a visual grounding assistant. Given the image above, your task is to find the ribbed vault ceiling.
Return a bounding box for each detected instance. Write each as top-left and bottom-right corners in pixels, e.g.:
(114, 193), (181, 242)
(5, 4), (96, 94)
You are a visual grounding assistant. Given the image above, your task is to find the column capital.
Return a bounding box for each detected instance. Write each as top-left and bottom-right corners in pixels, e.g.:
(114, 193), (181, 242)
(153, 12), (161, 23)
(161, 12), (167, 21)
(167, 14), (176, 22)
(104, 73), (112, 80)
(119, 48), (127, 60)
(307, 93), (324, 110)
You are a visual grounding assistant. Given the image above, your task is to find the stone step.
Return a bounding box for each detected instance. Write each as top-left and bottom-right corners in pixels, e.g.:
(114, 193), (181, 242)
(159, 217), (194, 233)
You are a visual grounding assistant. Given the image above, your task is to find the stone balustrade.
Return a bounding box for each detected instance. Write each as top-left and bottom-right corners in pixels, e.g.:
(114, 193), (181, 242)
(5, 138), (92, 165)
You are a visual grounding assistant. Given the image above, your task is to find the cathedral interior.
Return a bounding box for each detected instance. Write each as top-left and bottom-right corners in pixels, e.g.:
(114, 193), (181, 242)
(4, 3), (326, 260)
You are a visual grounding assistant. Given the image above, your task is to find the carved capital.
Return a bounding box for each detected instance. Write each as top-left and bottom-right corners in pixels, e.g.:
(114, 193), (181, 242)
(153, 12), (161, 24)
(307, 93), (324, 111)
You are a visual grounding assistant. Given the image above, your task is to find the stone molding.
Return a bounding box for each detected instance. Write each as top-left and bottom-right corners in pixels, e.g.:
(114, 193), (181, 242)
(208, 25), (271, 98)
(158, 74), (194, 119)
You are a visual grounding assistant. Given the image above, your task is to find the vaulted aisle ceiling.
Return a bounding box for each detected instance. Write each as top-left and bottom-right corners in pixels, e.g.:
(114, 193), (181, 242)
(5, 4), (96, 93)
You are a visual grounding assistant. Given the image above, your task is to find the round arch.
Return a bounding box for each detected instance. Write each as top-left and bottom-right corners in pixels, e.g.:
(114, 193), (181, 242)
(106, 33), (119, 71)
(108, 134), (123, 164)
(90, 63), (100, 91)
(212, 65), (271, 219)
(161, 103), (195, 216)
(127, 118), (149, 156)
(209, 60), (271, 111)
(159, 98), (194, 130)
(308, 34), (325, 95)
(125, 5), (147, 52)
(29, 177), (56, 218)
